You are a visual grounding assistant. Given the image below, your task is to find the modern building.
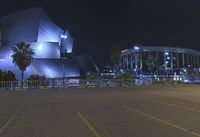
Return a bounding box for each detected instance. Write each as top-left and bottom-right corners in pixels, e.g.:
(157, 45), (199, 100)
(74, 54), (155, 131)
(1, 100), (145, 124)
(0, 7), (98, 79)
(120, 44), (200, 75)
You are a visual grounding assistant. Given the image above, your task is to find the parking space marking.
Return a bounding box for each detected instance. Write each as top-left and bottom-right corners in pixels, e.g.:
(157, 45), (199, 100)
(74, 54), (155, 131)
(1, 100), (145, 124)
(7, 120), (68, 129)
(0, 102), (26, 134)
(147, 92), (200, 104)
(0, 92), (36, 134)
(121, 105), (200, 137)
(152, 100), (200, 113)
(76, 109), (102, 137)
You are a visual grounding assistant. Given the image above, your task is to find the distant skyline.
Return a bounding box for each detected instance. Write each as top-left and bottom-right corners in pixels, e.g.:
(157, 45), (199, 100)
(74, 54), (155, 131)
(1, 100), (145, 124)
(0, 0), (200, 68)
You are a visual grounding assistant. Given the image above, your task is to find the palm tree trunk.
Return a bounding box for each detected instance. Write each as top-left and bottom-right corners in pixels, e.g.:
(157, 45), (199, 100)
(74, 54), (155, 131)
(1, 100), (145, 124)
(21, 70), (24, 89)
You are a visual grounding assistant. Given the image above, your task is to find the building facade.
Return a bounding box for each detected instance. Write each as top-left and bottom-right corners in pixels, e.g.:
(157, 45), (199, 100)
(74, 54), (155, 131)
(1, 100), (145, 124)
(120, 45), (200, 75)
(0, 7), (98, 79)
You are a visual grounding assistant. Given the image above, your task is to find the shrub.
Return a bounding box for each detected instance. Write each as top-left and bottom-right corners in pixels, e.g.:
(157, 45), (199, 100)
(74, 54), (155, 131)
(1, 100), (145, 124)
(27, 75), (49, 88)
(0, 70), (16, 81)
(27, 75), (45, 81)
(117, 72), (133, 79)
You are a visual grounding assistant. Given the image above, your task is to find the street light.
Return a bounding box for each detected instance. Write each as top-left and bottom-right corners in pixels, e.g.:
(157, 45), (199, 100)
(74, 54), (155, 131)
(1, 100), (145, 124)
(61, 34), (68, 39)
(62, 57), (67, 87)
(165, 52), (169, 55)
(134, 46), (139, 50)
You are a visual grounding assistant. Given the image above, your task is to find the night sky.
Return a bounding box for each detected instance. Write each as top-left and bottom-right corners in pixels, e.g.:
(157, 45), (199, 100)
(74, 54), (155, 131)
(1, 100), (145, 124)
(0, 0), (200, 69)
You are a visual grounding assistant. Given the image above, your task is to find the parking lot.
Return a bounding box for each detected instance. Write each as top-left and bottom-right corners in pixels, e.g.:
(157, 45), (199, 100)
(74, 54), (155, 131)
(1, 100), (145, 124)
(1, 84), (200, 137)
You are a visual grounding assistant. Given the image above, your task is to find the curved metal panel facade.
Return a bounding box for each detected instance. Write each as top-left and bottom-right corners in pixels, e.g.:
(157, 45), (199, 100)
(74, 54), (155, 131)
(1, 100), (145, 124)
(0, 58), (80, 79)
(30, 42), (60, 59)
(62, 31), (74, 53)
(0, 7), (81, 79)
(0, 7), (42, 46)
(37, 13), (64, 43)
(0, 45), (13, 59)
(31, 59), (80, 78)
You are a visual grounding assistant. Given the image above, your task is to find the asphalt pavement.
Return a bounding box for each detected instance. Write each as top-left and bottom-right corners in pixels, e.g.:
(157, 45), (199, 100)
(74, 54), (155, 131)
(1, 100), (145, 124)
(0, 84), (200, 137)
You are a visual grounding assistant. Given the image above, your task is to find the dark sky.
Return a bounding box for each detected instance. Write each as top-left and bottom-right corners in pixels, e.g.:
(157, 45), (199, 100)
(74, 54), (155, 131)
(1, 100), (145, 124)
(0, 0), (200, 68)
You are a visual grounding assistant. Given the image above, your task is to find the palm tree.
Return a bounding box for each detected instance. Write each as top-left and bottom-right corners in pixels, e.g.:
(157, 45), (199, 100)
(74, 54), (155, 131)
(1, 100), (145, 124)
(145, 56), (159, 74)
(110, 48), (122, 71)
(11, 42), (35, 89)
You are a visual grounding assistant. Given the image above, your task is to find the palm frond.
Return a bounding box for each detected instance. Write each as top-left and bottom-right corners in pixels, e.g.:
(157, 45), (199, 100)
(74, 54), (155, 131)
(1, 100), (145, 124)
(11, 42), (35, 71)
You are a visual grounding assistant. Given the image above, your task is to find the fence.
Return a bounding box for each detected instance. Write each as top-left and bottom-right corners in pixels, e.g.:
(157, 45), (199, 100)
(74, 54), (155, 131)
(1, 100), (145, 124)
(0, 78), (153, 91)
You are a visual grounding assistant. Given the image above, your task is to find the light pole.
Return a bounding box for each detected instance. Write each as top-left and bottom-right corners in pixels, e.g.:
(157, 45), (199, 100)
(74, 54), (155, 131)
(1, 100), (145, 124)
(134, 46), (140, 76)
(60, 33), (68, 88)
(62, 59), (65, 87)
(62, 58), (67, 88)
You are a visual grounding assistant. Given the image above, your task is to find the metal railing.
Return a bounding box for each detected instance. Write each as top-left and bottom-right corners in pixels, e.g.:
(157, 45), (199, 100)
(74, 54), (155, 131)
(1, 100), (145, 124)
(0, 78), (153, 91)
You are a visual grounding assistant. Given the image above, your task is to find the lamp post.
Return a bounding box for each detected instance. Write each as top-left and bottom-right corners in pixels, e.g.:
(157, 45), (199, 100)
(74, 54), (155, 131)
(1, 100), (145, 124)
(62, 57), (67, 88)
(134, 46), (140, 76)
(60, 34), (68, 88)
(63, 59), (65, 87)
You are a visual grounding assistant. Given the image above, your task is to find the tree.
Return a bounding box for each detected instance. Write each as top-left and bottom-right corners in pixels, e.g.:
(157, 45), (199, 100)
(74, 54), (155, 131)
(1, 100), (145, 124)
(117, 72), (133, 79)
(145, 56), (159, 74)
(110, 48), (122, 71)
(11, 42), (35, 89)
(27, 75), (45, 81)
(0, 70), (16, 81)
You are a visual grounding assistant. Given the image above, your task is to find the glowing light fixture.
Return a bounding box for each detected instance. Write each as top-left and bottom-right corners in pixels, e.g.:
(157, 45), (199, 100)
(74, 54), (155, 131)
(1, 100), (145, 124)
(134, 46), (139, 50)
(61, 34), (68, 39)
(173, 77), (176, 81)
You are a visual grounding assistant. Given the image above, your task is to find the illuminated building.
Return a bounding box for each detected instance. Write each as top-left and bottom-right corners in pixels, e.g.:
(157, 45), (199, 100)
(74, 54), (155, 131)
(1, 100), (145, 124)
(120, 44), (200, 75)
(0, 7), (98, 79)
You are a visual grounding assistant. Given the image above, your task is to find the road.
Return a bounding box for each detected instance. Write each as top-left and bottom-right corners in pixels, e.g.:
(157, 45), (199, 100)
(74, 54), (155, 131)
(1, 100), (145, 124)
(0, 84), (200, 137)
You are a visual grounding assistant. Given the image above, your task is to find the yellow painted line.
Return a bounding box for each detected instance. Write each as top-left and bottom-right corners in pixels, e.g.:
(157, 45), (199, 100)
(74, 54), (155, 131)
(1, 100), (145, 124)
(0, 102), (26, 134)
(134, 91), (200, 104)
(0, 92), (35, 134)
(122, 105), (200, 137)
(76, 110), (102, 137)
(8, 122), (45, 129)
(152, 100), (200, 113)
(7, 120), (68, 129)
